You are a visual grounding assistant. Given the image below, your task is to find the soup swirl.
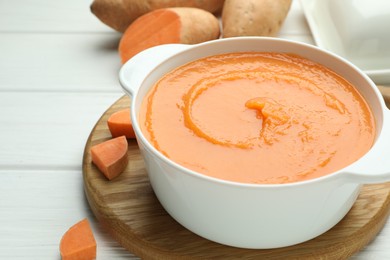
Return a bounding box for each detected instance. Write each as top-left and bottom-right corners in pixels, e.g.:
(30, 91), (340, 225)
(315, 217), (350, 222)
(139, 52), (375, 184)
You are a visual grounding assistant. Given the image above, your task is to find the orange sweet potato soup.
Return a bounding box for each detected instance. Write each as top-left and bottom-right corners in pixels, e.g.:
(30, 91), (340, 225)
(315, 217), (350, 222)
(139, 52), (376, 184)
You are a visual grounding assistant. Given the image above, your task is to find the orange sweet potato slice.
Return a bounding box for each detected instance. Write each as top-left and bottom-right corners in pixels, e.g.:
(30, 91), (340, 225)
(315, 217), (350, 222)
(107, 109), (136, 139)
(91, 135), (128, 180)
(60, 218), (96, 260)
(118, 7), (220, 63)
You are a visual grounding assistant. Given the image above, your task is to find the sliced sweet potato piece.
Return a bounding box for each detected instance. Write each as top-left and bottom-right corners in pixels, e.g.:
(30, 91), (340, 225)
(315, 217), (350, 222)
(60, 218), (96, 260)
(91, 136), (128, 180)
(107, 109), (136, 139)
(118, 7), (220, 63)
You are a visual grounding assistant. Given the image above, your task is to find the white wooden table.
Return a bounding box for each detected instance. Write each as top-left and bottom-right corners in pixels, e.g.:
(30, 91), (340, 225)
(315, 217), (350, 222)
(0, 0), (389, 259)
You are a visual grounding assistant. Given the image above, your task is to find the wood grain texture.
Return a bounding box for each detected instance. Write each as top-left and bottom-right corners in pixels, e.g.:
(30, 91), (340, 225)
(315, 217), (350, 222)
(83, 95), (390, 259)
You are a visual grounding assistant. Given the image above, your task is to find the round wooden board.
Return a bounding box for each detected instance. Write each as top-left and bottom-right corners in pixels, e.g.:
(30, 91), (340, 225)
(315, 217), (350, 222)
(83, 95), (390, 260)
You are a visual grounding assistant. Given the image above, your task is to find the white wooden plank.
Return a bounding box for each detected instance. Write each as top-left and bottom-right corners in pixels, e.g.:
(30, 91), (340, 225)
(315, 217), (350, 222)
(0, 32), (315, 93)
(352, 221), (390, 259)
(0, 170), (137, 259)
(0, 170), (389, 259)
(0, 33), (315, 93)
(0, 2), (314, 93)
(0, 33), (123, 92)
(0, 92), (123, 168)
(0, 0), (114, 32)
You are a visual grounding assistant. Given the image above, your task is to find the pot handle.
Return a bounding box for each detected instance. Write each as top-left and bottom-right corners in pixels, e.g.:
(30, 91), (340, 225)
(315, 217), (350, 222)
(343, 108), (390, 183)
(119, 44), (191, 97)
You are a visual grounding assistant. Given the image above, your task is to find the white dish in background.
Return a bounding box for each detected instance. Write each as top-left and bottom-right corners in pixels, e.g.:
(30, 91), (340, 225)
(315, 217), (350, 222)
(300, 0), (390, 85)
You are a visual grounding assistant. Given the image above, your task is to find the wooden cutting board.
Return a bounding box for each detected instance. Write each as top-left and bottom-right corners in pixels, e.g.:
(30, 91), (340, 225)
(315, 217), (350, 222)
(83, 90), (390, 259)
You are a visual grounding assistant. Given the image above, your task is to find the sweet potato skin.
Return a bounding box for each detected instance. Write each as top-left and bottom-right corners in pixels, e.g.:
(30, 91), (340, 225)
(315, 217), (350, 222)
(126, 0), (225, 14)
(91, 0), (131, 32)
(222, 0), (292, 37)
(170, 7), (220, 44)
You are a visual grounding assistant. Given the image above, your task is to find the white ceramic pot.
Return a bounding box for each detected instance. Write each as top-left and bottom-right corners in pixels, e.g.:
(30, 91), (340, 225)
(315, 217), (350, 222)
(119, 37), (390, 249)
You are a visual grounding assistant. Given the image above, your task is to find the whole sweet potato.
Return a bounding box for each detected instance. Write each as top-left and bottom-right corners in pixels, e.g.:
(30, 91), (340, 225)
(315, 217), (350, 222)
(222, 0), (292, 37)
